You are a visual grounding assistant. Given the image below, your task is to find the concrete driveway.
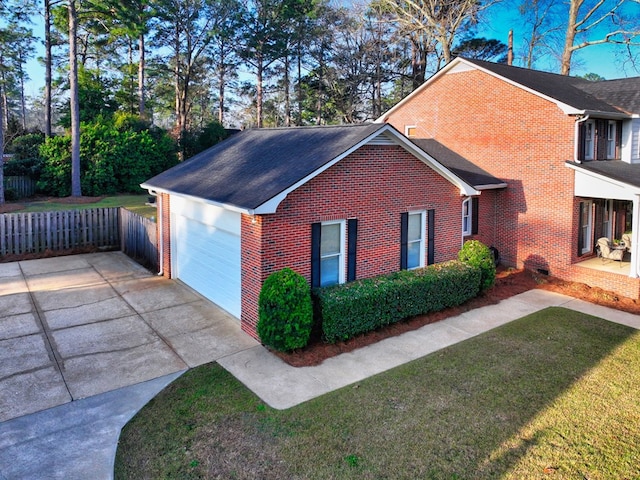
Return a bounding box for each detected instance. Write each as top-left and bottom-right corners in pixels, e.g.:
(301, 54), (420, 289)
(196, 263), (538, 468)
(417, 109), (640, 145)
(0, 252), (257, 422)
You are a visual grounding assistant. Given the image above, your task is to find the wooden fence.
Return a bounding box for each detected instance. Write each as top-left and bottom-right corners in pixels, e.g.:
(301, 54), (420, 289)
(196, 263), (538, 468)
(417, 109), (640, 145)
(119, 208), (158, 271)
(0, 207), (158, 271)
(4, 176), (36, 199)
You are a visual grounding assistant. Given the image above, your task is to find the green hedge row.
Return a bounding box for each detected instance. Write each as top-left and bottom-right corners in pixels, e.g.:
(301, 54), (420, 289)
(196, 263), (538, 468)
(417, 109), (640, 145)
(315, 260), (482, 344)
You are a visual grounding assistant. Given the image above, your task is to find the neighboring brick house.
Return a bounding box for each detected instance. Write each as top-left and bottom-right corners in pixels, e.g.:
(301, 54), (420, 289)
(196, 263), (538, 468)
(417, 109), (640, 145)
(142, 123), (504, 338)
(380, 57), (640, 299)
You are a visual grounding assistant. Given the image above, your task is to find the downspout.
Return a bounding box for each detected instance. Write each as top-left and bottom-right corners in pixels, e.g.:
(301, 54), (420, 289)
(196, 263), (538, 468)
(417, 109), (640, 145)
(574, 114), (590, 162)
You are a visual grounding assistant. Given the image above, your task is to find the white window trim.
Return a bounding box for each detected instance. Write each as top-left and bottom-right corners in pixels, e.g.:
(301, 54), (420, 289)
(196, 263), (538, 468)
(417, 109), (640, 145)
(607, 120), (617, 159)
(584, 120), (595, 160)
(581, 201), (593, 254)
(405, 125), (417, 138)
(320, 220), (345, 286)
(407, 211), (426, 270)
(462, 198), (472, 236)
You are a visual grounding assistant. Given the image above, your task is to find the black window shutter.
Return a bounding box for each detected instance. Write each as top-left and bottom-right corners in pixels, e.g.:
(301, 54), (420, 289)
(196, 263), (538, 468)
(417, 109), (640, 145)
(616, 120), (623, 158)
(400, 212), (408, 270)
(596, 119), (607, 159)
(347, 219), (357, 281)
(577, 202), (584, 257)
(311, 223), (321, 288)
(427, 209), (435, 265)
(471, 197), (479, 235)
(578, 123), (586, 160)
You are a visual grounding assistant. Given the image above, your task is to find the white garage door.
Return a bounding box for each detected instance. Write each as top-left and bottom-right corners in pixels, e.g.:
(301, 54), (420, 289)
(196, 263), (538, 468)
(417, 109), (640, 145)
(172, 197), (241, 318)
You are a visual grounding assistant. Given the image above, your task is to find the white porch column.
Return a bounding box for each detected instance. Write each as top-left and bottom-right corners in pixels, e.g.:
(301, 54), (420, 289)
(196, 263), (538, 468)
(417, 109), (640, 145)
(631, 194), (640, 278)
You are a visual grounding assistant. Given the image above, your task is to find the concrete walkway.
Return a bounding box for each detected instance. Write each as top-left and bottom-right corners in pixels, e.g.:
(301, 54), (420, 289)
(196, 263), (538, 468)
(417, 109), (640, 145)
(1, 254), (639, 479)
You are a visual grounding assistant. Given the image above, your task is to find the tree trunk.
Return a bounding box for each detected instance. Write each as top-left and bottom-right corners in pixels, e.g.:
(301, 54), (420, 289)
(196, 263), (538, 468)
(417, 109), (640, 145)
(316, 50), (323, 125)
(284, 55), (291, 127)
(138, 33), (145, 118)
(256, 55), (263, 128)
(0, 89), (4, 205)
(19, 56), (26, 130)
(69, 0), (82, 197)
(297, 42), (302, 126)
(561, 0), (582, 75)
(44, 0), (52, 137)
(218, 64), (225, 125)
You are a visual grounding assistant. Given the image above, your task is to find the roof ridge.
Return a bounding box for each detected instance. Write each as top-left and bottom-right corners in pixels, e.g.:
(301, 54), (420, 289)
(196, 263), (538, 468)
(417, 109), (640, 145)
(245, 123), (375, 132)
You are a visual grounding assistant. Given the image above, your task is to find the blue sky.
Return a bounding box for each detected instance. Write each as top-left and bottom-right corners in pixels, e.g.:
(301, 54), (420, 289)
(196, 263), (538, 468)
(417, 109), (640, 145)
(479, 3), (640, 79)
(22, 2), (639, 98)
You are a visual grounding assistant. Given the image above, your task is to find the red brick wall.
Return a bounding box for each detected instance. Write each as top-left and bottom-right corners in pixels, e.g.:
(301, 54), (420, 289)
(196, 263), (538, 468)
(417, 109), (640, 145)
(385, 68), (577, 274)
(240, 144), (472, 338)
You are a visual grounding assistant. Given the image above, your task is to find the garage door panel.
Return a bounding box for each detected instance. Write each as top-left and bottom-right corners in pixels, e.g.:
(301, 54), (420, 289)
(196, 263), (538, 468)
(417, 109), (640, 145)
(173, 205), (241, 318)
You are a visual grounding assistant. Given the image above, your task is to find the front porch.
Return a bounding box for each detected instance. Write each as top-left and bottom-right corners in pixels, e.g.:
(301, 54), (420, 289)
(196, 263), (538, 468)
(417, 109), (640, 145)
(575, 253), (631, 276)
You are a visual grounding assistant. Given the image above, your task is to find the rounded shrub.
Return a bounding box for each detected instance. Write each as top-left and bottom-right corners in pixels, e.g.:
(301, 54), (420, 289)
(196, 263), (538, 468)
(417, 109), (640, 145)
(257, 268), (314, 352)
(458, 240), (496, 292)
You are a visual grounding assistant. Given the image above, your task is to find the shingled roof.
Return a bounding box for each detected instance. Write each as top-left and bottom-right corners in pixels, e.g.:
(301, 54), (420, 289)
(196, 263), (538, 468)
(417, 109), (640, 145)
(567, 160), (640, 190)
(577, 77), (640, 114)
(410, 139), (506, 189)
(380, 58), (639, 122)
(142, 123), (478, 214)
(462, 58), (629, 115)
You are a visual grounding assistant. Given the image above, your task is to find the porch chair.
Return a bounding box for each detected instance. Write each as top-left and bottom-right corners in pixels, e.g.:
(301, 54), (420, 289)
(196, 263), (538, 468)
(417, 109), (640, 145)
(622, 233), (632, 253)
(596, 237), (624, 266)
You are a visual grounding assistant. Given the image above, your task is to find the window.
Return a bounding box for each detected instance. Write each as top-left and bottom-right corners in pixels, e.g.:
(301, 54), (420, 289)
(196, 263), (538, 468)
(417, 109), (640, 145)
(462, 198), (471, 236)
(401, 211), (425, 269)
(311, 220), (357, 288)
(462, 197), (479, 236)
(319, 221), (345, 287)
(607, 121), (617, 159)
(405, 125), (417, 138)
(579, 201), (593, 255)
(584, 121), (595, 160)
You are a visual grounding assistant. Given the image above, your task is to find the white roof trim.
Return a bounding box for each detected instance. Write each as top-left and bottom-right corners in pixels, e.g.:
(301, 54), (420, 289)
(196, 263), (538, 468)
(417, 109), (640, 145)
(140, 184), (251, 215)
(377, 58), (586, 121)
(565, 163), (640, 196)
(253, 124), (479, 214)
(475, 183), (508, 190)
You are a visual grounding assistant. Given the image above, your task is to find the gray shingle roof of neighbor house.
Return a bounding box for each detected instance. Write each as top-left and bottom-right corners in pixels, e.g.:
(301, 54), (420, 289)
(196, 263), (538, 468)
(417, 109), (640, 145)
(141, 123), (479, 213)
(410, 138), (506, 189)
(462, 58), (630, 115)
(567, 160), (640, 190)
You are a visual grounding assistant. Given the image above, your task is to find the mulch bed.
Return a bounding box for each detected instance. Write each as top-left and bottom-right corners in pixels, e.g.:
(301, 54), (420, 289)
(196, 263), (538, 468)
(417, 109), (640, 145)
(276, 267), (640, 367)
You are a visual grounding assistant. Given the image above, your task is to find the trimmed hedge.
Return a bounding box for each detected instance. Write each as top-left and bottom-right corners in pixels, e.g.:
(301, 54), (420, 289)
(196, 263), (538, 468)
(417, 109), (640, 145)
(458, 240), (496, 292)
(316, 260), (481, 344)
(257, 268), (314, 352)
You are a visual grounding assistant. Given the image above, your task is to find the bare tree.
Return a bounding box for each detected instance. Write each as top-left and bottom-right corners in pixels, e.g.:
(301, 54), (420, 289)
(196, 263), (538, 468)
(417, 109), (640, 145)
(381, 0), (486, 70)
(561, 0), (640, 75)
(518, 0), (563, 68)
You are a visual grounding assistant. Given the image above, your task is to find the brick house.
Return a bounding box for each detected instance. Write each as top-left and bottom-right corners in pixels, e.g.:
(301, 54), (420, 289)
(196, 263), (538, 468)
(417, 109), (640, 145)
(142, 123), (504, 338)
(379, 57), (640, 299)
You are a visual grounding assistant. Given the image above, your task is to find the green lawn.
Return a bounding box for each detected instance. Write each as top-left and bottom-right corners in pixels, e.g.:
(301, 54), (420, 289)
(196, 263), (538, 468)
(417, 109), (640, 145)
(114, 307), (640, 479)
(10, 194), (156, 218)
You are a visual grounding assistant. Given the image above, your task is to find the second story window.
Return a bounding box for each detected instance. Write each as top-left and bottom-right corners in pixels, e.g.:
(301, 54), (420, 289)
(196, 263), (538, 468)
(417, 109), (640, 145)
(584, 121), (595, 160)
(607, 121), (617, 159)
